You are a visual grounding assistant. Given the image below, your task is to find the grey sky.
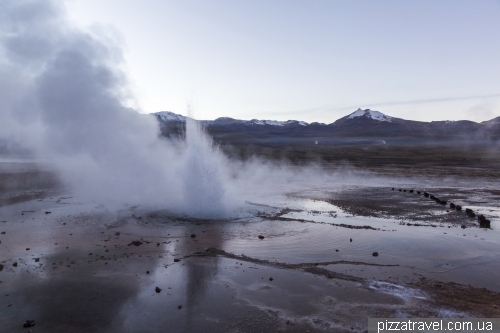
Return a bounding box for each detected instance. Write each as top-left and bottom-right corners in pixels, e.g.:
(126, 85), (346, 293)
(65, 0), (500, 123)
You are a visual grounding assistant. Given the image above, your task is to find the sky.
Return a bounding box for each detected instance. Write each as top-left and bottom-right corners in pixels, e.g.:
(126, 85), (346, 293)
(63, 0), (500, 123)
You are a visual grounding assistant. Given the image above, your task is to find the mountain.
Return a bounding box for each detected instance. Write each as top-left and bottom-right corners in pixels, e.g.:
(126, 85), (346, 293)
(152, 108), (500, 144)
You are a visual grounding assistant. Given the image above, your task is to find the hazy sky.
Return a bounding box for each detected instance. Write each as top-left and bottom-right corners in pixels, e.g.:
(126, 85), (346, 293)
(65, 0), (500, 123)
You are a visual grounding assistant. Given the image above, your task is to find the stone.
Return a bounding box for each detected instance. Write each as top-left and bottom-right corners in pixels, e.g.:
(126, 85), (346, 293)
(191, 234), (196, 238)
(155, 287), (162, 293)
(128, 240), (142, 246)
(178, 305), (183, 310)
(258, 235), (265, 240)
(23, 320), (35, 328)
(372, 252), (379, 257)
(269, 277), (274, 281)
(174, 258), (181, 262)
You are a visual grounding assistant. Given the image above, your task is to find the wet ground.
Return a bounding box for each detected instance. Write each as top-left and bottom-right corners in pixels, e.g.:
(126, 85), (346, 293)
(1, 177), (499, 332)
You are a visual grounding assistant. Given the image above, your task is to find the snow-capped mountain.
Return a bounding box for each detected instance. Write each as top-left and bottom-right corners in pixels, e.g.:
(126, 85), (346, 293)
(346, 108), (396, 122)
(153, 109), (499, 143)
(153, 112), (315, 127)
(155, 111), (186, 122)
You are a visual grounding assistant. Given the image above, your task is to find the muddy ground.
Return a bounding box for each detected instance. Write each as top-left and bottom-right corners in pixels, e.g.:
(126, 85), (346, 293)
(0, 164), (499, 332)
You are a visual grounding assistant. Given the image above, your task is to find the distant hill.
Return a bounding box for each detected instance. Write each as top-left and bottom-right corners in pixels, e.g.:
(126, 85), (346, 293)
(153, 108), (500, 144)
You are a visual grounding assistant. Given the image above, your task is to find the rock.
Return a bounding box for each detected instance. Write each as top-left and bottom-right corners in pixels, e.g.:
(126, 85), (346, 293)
(479, 219), (491, 228)
(335, 249), (339, 252)
(147, 271), (150, 274)
(128, 240), (142, 246)
(403, 190), (407, 192)
(372, 252), (379, 257)
(450, 203), (456, 209)
(440, 200), (447, 205)
(398, 189), (402, 191)
(430, 195), (435, 200)
(178, 305), (183, 310)
(26, 248), (30, 251)
(23, 320), (35, 328)
(155, 287), (162, 293)
(391, 188), (394, 190)
(35, 258), (39, 262)
(350, 238), (352, 242)
(191, 234), (196, 238)
(45, 211), (51, 214)
(269, 277), (274, 281)
(115, 232), (120, 236)
(409, 190), (414, 193)
(417, 191), (421, 194)
(1, 231), (5, 234)
(13, 262), (18, 267)
(424, 192), (429, 197)
(455, 205), (462, 210)
(0, 264), (4, 271)
(174, 258), (180, 262)
(258, 235), (265, 240)
(461, 225), (466, 229)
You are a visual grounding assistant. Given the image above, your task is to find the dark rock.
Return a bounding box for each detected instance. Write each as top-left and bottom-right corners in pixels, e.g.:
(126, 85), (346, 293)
(147, 271), (150, 274)
(115, 232), (120, 236)
(26, 248), (30, 251)
(398, 189), (402, 192)
(335, 249), (339, 252)
(409, 190), (414, 193)
(372, 252), (379, 257)
(1, 231), (5, 234)
(403, 190), (407, 192)
(479, 219), (491, 228)
(269, 277), (274, 281)
(155, 287), (162, 293)
(45, 211), (51, 214)
(13, 262), (18, 267)
(417, 191), (421, 194)
(424, 192), (429, 197)
(461, 225), (466, 229)
(391, 188), (394, 190)
(430, 195), (435, 200)
(178, 305), (182, 310)
(350, 238), (352, 242)
(258, 235), (265, 240)
(450, 203), (456, 209)
(191, 234), (196, 238)
(0, 264), (4, 271)
(23, 320), (35, 328)
(440, 200), (447, 205)
(455, 205), (462, 210)
(478, 214), (486, 222)
(174, 258), (180, 262)
(128, 240), (142, 246)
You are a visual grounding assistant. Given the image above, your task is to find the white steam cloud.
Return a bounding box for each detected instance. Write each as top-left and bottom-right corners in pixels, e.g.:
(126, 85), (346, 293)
(0, 0), (237, 216)
(0, 0), (388, 218)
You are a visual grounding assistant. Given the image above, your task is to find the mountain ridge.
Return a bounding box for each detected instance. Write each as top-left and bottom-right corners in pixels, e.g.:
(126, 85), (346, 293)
(153, 108), (500, 143)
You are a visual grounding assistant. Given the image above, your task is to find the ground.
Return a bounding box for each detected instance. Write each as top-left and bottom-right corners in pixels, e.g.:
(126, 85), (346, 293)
(0, 162), (499, 332)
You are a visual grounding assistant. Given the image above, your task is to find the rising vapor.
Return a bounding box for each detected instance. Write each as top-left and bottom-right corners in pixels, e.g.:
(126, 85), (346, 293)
(0, 0), (235, 216)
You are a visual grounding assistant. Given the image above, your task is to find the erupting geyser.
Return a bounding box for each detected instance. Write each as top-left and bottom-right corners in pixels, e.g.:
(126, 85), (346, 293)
(181, 117), (231, 218)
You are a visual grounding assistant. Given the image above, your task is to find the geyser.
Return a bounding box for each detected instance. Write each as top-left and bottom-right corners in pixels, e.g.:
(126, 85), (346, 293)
(0, 0), (234, 218)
